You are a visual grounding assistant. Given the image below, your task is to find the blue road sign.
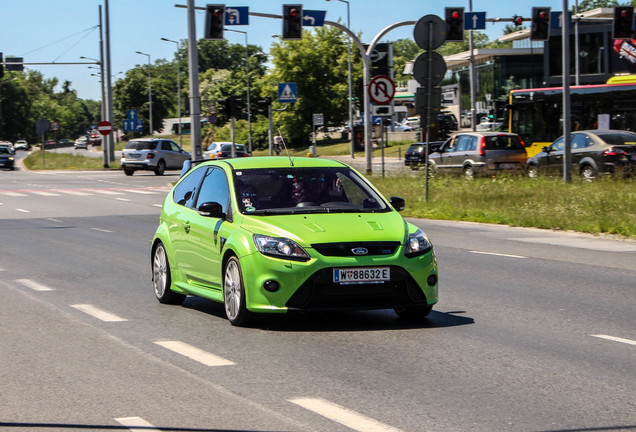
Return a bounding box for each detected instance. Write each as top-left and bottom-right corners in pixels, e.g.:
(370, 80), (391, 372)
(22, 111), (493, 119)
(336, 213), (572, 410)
(551, 11), (572, 29)
(225, 6), (249, 25)
(123, 119), (143, 132)
(303, 10), (326, 27)
(278, 83), (298, 103)
(465, 12), (486, 30)
(127, 109), (138, 121)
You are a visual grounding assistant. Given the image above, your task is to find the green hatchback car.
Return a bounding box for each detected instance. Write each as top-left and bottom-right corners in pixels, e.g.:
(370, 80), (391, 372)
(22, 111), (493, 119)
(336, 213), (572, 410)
(151, 156), (439, 326)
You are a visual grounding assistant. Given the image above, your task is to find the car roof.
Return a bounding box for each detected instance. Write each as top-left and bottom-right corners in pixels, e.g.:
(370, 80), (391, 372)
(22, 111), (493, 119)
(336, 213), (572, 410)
(201, 156), (348, 170)
(452, 132), (517, 137)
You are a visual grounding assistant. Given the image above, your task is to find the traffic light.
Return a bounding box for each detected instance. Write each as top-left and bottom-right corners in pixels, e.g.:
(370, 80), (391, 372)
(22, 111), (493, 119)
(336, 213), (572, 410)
(530, 7), (551, 41)
(613, 6), (634, 39)
(204, 4), (225, 40)
(219, 98), (232, 116)
(445, 7), (465, 42)
(512, 15), (524, 26)
(257, 96), (271, 116)
(282, 4), (303, 40)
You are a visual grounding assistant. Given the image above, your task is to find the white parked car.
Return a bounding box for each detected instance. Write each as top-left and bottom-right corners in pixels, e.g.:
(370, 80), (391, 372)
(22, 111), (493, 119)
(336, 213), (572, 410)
(14, 140), (30, 151)
(74, 137), (88, 149)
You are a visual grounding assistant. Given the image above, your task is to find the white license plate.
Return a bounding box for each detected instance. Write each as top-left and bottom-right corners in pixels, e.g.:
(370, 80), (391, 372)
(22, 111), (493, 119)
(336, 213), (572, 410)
(333, 267), (390, 284)
(498, 163), (517, 169)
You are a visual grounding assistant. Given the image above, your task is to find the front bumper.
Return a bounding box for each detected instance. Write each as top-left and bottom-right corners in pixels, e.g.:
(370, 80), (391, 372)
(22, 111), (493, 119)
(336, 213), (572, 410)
(239, 246), (438, 313)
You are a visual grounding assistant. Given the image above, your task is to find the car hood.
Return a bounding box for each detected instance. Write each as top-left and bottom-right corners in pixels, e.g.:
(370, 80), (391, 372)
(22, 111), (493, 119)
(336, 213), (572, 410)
(239, 210), (407, 246)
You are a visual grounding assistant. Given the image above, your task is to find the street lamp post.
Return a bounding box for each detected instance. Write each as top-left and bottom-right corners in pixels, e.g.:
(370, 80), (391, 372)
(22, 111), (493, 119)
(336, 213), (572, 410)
(226, 29), (253, 154)
(161, 38), (182, 147)
(135, 51), (153, 137)
(326, 0), (354, 158)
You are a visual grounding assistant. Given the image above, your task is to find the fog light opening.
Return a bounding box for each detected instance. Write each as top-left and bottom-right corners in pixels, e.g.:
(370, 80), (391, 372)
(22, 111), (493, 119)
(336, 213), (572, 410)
(263, 280), (280, 292)
(427, 274), (438, 286)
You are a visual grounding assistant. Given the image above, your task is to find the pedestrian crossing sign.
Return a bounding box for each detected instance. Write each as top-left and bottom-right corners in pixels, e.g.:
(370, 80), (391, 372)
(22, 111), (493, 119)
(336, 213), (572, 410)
(278, 83), (298, 103)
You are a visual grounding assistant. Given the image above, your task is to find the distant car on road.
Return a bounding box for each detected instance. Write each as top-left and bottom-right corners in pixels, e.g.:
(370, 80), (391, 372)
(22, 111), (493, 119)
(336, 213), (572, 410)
(0, 146), (16, 170)
(428, 132), (527, 179)
(120, 138), (191, 176)
(0, 141), (14, 154)
(526, 130), (636, 180)
(74, 137), (88, 150)
(203, 142), (249, 160)
(89, 131), (101, 146)
(404, 142), (446, 170)
(58, 139), (72, 146)
(14, 140), (30, 151)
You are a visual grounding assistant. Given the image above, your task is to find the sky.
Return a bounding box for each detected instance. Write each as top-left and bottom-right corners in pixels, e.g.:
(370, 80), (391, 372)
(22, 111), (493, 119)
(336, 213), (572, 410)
(0, 0), (571, 101)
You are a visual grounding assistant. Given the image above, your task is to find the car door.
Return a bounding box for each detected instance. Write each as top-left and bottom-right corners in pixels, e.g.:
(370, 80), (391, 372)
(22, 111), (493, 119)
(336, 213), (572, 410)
(432, 137), (457, 173)
(570, 133), (588, 169)
(447, 135), (472, 174)
(184, 166), (233, 290)
(544, 137), (565, 175)
(167, 167), (207, 280)
(169, 140), (190, 168)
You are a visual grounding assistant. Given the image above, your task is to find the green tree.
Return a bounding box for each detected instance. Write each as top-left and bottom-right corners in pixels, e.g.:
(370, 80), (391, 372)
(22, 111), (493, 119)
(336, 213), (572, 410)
(266, 26), (355, 147)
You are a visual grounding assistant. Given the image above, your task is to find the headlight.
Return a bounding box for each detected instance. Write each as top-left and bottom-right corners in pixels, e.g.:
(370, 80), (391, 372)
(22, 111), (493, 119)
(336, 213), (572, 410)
(253, 235), (310, 261)
(405, 229), (432, 258)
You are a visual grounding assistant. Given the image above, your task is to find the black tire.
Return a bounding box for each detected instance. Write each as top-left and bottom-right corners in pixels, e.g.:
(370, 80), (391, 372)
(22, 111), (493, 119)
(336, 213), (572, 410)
(154, 160), (166, 176)
(123, 167), (134, 176)
(527, 164), (539, 179)
(394, 304), (433, 320)
(152, 242), (185, 304)
(463, 165), (475, 180)
(580, 164), (596, 181)
(223, 256), (252, 326)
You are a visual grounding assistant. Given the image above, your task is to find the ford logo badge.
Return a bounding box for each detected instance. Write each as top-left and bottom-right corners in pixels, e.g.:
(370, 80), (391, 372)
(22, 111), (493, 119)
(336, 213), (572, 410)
(352, 247), (368, 255)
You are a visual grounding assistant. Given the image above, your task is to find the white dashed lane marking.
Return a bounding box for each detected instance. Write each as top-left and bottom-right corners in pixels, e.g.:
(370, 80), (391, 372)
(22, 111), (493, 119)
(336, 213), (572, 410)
(154, 340), (236, 367)
(70, 304), (128, 322)
(470, 250), (527, 259)
(289, 398), (404, 432)
(114, 417), (160, 431)
(590, 334), (636, 346)
(15, 279), (55, 291)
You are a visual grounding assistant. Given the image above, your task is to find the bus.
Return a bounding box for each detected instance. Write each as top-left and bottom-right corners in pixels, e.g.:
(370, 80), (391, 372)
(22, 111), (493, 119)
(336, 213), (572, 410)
(506, 82), (636, 157)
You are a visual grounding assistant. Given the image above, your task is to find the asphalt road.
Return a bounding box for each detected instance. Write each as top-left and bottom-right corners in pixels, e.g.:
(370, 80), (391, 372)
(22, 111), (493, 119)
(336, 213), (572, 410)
(0, 168), (634, 432)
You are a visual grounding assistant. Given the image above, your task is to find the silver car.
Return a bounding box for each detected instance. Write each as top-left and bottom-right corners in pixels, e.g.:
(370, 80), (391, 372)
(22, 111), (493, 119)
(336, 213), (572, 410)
(121, 138), (191, 176)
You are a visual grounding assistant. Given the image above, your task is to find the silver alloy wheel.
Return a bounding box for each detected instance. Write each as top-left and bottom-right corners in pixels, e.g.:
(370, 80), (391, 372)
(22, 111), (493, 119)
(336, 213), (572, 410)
(153, 244), (168, 299)
(581, 165), (595, 181)
(224, 258), (242, 321)
(527, 165), (538, 179)
(463, 165), (475, 180)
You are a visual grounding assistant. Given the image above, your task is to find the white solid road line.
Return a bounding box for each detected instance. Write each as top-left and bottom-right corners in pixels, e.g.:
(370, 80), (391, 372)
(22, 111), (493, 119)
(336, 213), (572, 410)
(114, 417), (160, 432)
(70, 304), (128, 322)
(470, 250), (527, 259)
(289, 398), (404, 432)
(16, 208), (30, 213)
(91, 228), (114, 233)
(590, 334), (636, 346)
(15, 279), (55, 292)
(154, 340), (236, 367)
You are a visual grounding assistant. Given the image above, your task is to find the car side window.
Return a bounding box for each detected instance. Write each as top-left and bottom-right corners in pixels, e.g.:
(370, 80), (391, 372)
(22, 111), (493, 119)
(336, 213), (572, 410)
(169, 141), (181, 152)
(572, 134), (586, 149)
(161, 141), (172, 151)
(195, 167), (230, 214)
(456, 136), (468, 152)
(551, 138), (564, 152)
(173, 167), (206, 209)
(445, 137), (456, 152)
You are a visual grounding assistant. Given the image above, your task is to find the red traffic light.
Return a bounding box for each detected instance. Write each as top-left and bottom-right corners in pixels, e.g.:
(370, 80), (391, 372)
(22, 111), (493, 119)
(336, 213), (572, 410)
(513, 16), (523, 26)
(213, 8), (222, 16)
(290, 8), (299, 17)
(538, 11), (547, 19)
(451, 11), (460, 20)
(621, 9), (629, 18)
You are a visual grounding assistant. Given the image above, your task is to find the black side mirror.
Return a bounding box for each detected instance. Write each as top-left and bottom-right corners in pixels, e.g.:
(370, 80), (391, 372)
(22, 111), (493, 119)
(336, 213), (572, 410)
(390, 196), (406, 212)
(198, 201), (225, 219)
(542, 146), (550, 153)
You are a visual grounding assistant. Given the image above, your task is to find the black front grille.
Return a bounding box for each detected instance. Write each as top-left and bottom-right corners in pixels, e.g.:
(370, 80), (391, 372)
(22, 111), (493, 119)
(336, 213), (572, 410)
(286, 266), (427, 311)
(311, 241), (400, 257)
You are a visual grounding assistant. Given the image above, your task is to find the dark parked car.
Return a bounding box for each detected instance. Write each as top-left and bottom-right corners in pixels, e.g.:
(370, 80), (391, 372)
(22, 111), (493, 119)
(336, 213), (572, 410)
(404, 141), (445, 170)
(526, 130), (636, 180)
(428, 132), (527, 179)
(120, 138), (191, 176)
(0, 146), (15, 170)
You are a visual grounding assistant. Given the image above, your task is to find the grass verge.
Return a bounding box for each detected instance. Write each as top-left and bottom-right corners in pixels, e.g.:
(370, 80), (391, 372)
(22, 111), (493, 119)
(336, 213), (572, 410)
(23, 150), (121, 170)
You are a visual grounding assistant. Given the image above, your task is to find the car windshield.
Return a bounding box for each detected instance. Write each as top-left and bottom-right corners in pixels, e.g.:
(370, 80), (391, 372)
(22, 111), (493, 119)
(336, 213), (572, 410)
(0, 147), (10, 154)
(125, 141), (155, 150)
(595, 133), (636, 146)
(233, 166), (389, 215)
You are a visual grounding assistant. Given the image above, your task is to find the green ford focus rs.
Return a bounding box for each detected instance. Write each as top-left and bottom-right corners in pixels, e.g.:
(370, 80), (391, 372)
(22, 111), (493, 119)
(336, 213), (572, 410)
(151, 156), (438, 326)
